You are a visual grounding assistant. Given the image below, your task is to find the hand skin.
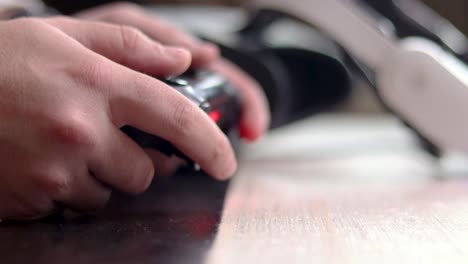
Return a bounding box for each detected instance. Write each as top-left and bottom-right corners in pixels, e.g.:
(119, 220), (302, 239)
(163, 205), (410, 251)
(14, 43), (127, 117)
(76, 2), (271, 142)
(0, 17), (237, 220)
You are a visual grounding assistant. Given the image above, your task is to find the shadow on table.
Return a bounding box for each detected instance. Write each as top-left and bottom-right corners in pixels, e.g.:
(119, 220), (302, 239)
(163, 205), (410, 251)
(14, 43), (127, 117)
(0, 172), (229, 264)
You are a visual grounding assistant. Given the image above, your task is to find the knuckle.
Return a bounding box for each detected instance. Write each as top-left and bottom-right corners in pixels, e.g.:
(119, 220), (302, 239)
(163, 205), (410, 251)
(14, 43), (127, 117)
(33, 168), (70, 198)
(45, 177), (69, 199)
(49, 112), (97, 149)
(151, 41), (165, 56)
(172, 101), (198, 138)
(70, 59), (111, 92)
(118, 25), (145, 52)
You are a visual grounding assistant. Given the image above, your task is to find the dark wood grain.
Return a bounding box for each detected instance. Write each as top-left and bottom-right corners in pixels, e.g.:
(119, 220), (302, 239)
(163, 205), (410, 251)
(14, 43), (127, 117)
(0, 172), (228, 264)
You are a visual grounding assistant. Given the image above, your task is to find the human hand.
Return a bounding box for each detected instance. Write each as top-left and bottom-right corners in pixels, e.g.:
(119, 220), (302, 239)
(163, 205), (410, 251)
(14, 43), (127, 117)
(77, 2), (271, 142)
(0, 17), (236, 220)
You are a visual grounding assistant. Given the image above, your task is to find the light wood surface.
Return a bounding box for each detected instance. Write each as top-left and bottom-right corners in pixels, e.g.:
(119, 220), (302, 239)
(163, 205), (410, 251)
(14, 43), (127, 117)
(207, 115), (468, 264)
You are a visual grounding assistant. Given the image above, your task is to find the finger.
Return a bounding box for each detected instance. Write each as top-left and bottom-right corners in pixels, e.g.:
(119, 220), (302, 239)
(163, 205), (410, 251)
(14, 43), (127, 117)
(145, 149), (186, 177)
(115, 15), (220, 68)
(0, 190), (54, 221)
(76, 4), (220, 67)
(88, 122), (155, 195)
(0, 171), (56, 220)
(53, 169), (112, 212)
(45, 17), (192, 77)
(209, 59), (271, 141)
(106, 64), (237, 180)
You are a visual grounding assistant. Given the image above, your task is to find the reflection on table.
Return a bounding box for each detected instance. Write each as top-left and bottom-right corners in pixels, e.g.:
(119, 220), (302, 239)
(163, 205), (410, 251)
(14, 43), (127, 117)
(0, 172), (228, 264)
(207, 115), (468, 264)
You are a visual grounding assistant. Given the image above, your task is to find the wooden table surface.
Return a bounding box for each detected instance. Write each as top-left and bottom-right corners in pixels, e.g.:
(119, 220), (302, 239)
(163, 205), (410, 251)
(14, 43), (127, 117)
(207, 114), (468, 264)
(1, 114), (468, 264)
(145, 8), (468, 262)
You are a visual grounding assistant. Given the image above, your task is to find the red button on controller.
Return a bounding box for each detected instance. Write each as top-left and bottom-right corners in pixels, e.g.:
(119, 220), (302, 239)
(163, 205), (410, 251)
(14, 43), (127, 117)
(209, 110), (222, 123)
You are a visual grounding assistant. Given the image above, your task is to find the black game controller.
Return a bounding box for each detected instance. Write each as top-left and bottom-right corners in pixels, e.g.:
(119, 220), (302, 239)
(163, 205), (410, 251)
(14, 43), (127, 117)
(121, 70), (241, 168)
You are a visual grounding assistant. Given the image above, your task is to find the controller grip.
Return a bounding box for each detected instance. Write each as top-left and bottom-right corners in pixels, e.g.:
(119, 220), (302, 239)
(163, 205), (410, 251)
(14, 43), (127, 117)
(121, 126), (192, 163)
(121, 70), (241, 169)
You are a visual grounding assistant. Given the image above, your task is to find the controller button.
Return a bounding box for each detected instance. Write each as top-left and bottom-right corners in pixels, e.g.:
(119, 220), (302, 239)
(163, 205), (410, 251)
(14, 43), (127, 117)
(209, 110), (222, 123)
(166, 78), (189, 87)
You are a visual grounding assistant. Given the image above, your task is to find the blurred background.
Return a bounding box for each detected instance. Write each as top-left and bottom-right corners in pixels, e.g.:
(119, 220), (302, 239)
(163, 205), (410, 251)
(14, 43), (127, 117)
(424, 0), (468, 33)
(41, 0), (468, 115)
(43, 0), (468, 34)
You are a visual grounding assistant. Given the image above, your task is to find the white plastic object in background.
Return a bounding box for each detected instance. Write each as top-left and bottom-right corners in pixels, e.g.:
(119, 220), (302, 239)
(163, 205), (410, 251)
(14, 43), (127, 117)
(378, 38), (468, 153)
(250, 0), (468, 154)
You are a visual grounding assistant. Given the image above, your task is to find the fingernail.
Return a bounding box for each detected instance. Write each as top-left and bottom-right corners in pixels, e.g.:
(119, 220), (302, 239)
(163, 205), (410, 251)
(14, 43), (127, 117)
(240, 123), (260, 142)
